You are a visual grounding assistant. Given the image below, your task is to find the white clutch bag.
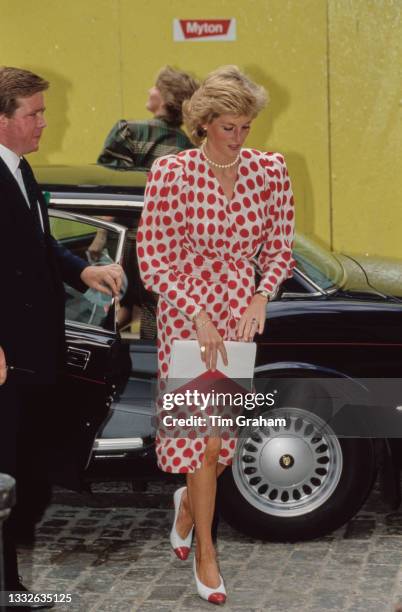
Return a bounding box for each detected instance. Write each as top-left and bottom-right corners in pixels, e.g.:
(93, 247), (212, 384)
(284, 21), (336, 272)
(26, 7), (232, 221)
(168, 340), (256, 381)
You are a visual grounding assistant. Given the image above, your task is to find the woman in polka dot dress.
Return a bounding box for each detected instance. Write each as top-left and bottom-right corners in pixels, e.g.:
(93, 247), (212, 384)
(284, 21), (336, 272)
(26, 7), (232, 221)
(137, 66), (295, 604)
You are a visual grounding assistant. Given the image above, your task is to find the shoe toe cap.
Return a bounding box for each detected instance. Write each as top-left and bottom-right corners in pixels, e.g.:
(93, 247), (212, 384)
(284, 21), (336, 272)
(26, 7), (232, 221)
(208, 592), (226, 605)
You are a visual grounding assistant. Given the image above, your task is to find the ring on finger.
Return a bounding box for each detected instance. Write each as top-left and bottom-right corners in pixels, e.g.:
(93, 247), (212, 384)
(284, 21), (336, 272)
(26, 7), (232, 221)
(200, 346), (206, 353)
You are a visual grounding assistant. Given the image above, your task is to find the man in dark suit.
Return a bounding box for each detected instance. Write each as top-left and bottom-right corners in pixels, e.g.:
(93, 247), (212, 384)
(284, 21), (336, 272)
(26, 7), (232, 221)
(0, 66), (124, 609)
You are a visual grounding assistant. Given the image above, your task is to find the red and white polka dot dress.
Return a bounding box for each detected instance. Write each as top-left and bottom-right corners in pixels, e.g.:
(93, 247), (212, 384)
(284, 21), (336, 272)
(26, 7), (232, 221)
(136, 148), (295, 473)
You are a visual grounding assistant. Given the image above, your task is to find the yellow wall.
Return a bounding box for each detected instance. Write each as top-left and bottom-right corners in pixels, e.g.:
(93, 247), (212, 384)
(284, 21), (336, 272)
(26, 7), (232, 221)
(1, 1), (400, 258)
(329, 0), (402, 258)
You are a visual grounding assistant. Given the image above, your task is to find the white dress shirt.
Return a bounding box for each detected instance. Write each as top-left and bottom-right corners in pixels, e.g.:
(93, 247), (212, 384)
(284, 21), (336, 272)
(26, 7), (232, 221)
(0, 143), (44, 231)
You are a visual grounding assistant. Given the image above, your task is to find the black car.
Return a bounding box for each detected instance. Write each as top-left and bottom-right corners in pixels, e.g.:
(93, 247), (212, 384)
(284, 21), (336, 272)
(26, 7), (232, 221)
(35, 164), (402, 542)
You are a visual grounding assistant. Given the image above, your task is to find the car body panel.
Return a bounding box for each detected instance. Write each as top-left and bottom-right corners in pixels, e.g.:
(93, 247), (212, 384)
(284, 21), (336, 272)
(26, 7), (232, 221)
(46, 209), (127, 487)
(36, 165), (402, 490)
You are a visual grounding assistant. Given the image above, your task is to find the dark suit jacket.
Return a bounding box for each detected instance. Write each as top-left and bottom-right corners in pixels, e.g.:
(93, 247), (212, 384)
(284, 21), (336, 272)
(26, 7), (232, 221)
(0, 156), (88, 383)
(0, 156), (91, 585)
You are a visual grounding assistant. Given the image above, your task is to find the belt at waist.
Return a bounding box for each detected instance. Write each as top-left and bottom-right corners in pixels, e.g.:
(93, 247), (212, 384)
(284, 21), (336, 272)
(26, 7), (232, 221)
(177, 252), (256, 318)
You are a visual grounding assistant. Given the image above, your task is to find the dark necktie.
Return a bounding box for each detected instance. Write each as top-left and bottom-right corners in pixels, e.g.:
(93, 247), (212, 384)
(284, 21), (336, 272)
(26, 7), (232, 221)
(19, 157), (44, 238)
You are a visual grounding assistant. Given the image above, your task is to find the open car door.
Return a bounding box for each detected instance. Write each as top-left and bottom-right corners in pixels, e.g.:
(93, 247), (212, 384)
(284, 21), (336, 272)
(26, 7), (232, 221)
(47, 210), (127, 489)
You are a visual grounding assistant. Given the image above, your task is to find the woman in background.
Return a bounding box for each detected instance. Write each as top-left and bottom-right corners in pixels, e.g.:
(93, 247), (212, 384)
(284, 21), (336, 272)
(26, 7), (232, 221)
(98, 65), (198, 170)
(93, 66), (199, 333)
(137, 65), (295, 604)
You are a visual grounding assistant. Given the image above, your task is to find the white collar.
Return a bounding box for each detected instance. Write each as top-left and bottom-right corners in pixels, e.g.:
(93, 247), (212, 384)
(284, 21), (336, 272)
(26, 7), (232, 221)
(0, 143), (21, 176)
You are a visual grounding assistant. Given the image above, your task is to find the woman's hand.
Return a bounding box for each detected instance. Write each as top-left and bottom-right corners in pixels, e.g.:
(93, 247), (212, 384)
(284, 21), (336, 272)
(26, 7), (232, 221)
(195, 310), (228, 372)
(236, 294), (268, 341)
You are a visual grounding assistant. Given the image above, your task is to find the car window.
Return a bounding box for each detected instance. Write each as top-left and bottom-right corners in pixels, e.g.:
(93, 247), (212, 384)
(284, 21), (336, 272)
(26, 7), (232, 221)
(281, 275), (311, 294)
(90, 213), (158, 344)
(50, 216), (121, 329)
(293, 233), (344, 291)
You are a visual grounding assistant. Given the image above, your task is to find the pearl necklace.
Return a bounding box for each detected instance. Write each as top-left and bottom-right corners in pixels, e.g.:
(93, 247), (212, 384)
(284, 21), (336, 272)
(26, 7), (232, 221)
(201, 144), (240, 169)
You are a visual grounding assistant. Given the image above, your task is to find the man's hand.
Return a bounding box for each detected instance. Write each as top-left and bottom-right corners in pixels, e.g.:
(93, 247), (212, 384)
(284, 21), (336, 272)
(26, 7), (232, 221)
(80, 263), (124, 297)
(0, 346), (7, 385)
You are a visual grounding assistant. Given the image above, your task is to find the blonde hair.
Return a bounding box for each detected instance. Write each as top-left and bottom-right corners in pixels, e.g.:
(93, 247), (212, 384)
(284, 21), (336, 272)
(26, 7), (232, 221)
(155, 66), (199, 127)
(183, 65), (268, 145)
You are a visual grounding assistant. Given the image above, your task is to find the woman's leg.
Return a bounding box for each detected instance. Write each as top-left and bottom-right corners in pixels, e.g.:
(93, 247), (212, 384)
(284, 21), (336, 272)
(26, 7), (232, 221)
(175, 461), (226, 540)
(187, 437), (224, 588)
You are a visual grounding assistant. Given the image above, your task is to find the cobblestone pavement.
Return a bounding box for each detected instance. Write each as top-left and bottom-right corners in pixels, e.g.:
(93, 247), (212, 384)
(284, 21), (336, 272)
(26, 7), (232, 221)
(16, 480), (402, 612)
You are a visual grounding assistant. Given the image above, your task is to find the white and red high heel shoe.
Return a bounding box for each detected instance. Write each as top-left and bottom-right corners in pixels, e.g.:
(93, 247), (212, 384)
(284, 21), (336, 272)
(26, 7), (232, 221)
(170, 486), (193, 560)
(193, 557), (227, 605)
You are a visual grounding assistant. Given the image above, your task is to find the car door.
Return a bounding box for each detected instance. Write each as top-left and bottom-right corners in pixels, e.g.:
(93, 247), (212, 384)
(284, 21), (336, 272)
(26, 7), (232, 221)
(47, 209), (127, 489)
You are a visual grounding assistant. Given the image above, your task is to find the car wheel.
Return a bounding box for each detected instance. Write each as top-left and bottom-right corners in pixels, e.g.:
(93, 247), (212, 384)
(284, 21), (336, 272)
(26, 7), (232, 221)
(218, 406), (376, 541)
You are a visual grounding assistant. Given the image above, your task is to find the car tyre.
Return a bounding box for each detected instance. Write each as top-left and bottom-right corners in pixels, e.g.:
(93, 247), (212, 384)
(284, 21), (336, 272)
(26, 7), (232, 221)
(218, 406), (376, 541)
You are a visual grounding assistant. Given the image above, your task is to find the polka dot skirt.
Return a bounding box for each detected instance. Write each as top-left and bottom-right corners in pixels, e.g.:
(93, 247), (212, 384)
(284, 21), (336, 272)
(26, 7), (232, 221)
(137, 148), (295, 473)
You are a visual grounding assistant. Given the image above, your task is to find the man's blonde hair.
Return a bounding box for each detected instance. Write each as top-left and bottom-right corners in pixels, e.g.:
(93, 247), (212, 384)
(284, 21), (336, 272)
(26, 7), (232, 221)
(183, 65), (268, 145)
(0, 67), (49, 117)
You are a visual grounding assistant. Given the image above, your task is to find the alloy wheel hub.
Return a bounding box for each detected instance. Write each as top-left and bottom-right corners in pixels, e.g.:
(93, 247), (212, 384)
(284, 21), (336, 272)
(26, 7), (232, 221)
(233, 406), (343, 517)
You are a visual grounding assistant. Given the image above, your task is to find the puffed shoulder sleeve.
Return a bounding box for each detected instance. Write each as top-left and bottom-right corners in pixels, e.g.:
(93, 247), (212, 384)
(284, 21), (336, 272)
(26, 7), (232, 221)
(136, 155), (201, 320)
(257, 152), (296, 297)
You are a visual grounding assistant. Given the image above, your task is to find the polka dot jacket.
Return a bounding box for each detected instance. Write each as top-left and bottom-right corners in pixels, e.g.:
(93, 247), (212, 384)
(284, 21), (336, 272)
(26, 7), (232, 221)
(136, 147), (295, 473)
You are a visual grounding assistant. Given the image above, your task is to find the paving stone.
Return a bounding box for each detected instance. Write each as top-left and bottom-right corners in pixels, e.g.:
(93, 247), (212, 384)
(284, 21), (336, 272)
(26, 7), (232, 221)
(317, 578), (357, 595)
(247, 550), (292, 567)
(289, 549), (329, 563)
(53, 509), (78, 516)
(72, 526), (100, 536)
(331, 539), (371, 554)
(344, 518), (377, 539)
(18, 564), (51, 582)
(274, 576), (316, 593)
(122, 566), (160, 582)
(263, 589), (309, 608)
(219, 550), (254, 564)
(285, 564), (323, 579)
(216, 564), (244, 581)
(33, 577), (75, 590)
(75, 571), (122, 594)
(216, 607), (262, 612)
(375, 535), (402, 552)
(264, 605), (306, 612)
(131, 550), (172, 567)
(16, 477), (402, 612)
(355, 576), (395, 595)
(325, 554), (367, 571)
(138, 603), (182, 612)
(47, 565), (90, 580)
(155, 566), (193, 585)
(90, 561), (132, 576)
(384, 513), (402, 535)
(329, 551), (368, 564)
(345, 595), (394, 611)
(92, 598), (137, 612)
(145, 585), (187, 601)
(361, 564), (399, 578)
(58, 593), (102, 612)
(42, 518), (70, 528)
(367, 551), (402, 565)
(179, 594), (218, 610)
(109, 580), (151, 598)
